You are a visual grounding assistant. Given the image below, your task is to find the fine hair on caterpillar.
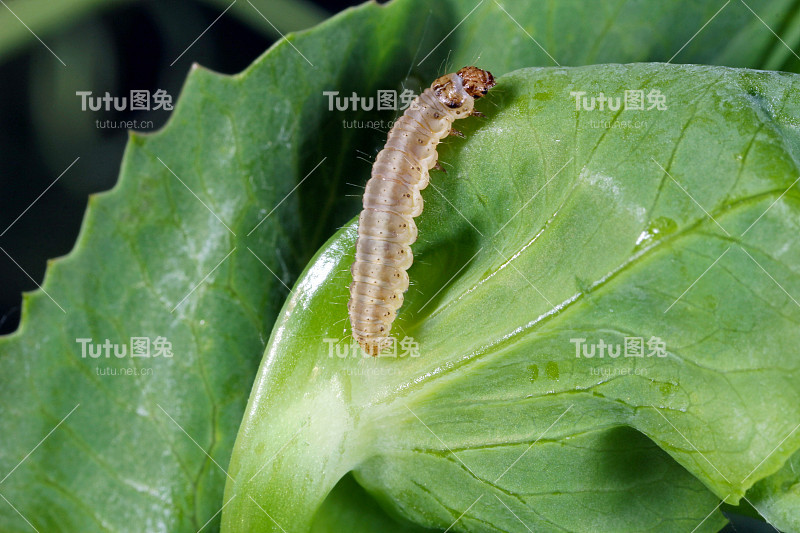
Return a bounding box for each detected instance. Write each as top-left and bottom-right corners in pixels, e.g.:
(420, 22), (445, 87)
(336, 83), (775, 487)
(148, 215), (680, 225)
(348, 66), (496, 356)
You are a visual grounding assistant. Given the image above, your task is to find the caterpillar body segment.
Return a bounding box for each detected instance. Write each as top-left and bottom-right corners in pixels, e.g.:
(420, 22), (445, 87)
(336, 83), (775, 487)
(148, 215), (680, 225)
(348, 66), (496, 356)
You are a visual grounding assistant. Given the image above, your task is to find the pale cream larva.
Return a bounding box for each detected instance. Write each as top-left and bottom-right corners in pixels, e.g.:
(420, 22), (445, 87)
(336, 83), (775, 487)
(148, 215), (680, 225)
(348, 66), (496, 356)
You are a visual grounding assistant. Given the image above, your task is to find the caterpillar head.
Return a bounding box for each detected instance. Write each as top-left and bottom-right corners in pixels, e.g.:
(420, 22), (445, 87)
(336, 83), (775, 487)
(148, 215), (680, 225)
(456, 66), (496, 99)
(432, 66), (495, 114)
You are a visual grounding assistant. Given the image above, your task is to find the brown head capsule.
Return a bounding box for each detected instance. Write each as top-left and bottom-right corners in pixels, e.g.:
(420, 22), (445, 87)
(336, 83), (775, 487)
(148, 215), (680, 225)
(348, 66), (495, 356)
(456, 66), (496, 98)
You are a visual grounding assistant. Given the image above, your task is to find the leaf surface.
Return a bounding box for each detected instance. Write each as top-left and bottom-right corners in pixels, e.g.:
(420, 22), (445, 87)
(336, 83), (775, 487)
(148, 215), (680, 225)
(223, 63), (800, 532)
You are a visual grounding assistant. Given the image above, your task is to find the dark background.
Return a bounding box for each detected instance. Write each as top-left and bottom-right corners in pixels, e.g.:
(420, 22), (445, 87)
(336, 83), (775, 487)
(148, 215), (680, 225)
(0, 0), (362, 334)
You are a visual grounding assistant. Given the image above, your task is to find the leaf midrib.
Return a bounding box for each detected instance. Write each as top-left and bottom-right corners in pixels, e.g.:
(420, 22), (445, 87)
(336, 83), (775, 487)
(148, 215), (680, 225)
(371, 185), (800, 412)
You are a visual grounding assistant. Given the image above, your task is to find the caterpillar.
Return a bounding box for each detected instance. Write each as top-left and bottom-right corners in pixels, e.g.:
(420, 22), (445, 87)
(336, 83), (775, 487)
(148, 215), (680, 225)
(348, 66), (496, 356)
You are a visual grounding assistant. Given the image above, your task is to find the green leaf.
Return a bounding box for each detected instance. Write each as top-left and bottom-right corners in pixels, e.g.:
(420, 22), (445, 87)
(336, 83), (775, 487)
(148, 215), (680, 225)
(310, 474), (433, 532)
(3, 0), (800, 531)
(223, 63), (800, 532)
(0, 63), (302, 532)
(748, 447), (800, 531)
